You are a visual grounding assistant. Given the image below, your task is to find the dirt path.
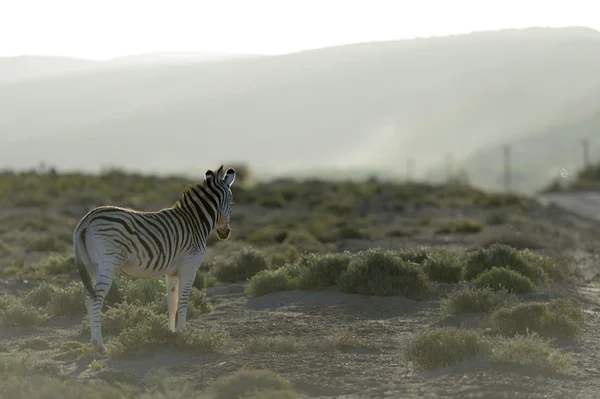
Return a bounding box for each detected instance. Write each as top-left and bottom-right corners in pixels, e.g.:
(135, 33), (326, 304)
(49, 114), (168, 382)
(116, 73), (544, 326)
(537, 191), (600, 223)
(535, 192), (600, 306)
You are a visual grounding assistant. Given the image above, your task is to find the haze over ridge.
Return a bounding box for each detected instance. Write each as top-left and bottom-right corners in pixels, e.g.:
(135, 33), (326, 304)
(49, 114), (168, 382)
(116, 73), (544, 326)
(1, 26), (600, 193)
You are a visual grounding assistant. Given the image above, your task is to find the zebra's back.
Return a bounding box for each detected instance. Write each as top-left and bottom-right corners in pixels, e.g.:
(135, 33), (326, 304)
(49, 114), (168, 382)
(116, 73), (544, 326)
(75, 205), (196, 278)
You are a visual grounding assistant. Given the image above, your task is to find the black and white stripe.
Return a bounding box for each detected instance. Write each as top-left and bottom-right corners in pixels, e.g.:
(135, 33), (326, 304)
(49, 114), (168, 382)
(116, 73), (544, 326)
(73, 165), (236, 354)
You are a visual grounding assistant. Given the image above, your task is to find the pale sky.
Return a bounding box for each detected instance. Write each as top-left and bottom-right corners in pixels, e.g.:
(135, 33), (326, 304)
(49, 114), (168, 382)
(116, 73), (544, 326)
(1, 0), (598, 60)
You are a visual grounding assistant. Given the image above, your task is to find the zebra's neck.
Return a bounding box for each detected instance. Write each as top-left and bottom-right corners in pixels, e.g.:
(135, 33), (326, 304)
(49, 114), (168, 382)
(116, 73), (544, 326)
(172, 184), (221, 238)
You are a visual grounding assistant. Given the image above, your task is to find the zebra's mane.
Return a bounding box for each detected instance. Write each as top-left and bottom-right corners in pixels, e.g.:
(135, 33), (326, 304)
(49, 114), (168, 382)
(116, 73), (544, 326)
(173, 166), (225, 209)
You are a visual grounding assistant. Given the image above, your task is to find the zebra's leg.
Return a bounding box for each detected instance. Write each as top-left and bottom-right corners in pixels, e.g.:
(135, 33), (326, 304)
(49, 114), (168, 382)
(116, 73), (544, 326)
(175, 265), (199, 331)
(165, 274), (179, 332)
(85, 292), (94, 342)
(89, 261), (117, 355)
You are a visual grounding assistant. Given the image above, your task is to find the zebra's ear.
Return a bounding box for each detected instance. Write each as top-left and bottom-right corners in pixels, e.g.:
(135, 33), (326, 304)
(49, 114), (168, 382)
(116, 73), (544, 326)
(205, 169), (214, 181)
(224, 168), (236, 186)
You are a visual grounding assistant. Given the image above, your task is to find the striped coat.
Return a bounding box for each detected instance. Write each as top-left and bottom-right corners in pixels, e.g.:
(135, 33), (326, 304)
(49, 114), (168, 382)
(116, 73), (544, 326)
(73, 166), (235, 354)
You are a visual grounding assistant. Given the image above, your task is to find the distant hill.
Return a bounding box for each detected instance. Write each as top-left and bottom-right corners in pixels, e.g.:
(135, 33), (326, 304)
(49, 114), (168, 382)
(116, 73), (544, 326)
(1, 27), (600, 183)
(0, 52), (260, 84)
(109, 51), (263, 66)
(435, 89), (600, 194)
(0, 56), (102, 84)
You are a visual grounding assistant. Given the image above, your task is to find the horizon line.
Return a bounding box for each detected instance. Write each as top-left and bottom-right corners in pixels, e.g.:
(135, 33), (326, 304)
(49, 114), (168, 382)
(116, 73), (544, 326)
(1, 25), (597, 62)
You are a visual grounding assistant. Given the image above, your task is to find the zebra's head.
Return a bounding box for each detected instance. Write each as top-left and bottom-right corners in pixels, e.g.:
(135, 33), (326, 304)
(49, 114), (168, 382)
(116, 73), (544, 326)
(206, 165), (236, 240)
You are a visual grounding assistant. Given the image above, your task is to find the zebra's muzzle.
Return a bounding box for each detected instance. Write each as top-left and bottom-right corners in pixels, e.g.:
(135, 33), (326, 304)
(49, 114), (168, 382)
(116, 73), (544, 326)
(217, 226), (231, 240)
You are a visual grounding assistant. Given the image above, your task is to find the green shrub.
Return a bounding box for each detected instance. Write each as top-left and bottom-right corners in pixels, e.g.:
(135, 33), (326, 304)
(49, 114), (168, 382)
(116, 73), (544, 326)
(0, 294), (13, 311)
(57, 341), (95, 360)
(488, 332), (574, 373)
(246, 225), (287, 245)
(212, 246), (270, 283)
(488, 298), (583, 339)
(173, 325), (231, 352)
(0, 295), (47, 327)
(474, 267), (538, 294)
(423, 250), (465, 283)
(25, 282), (59, 307)
(0, 241), (14, 257)
(34, 253), (74, 275)
(47, 282), (87, 316)
(336, 223), (369, 240)
(282, 230), (324, 253)
(519, 249), (562, 280)
(397, 248), (430, 264)
(246, 268), (297, 297)
(464, 244), (546, 282)
(405, 327), (485, 370)
(245, 251), (353, 297)
(406, 328), (574, 373)
(120, 277), (166, 305)
(107, 311), (171, 356)
(441, 286), (517, 314)
(264, 244), (301, 268)
(0, 266), (21, 276)
(193, 272), (219, 289)
(339, 248), (431, 298)
(81, 289), (211, 338)
(295, 251), (353, 288)
(81, 302), (161, 336)
(385, 228), (419, 237)
(24, 235), (66, 252)
(486, 210), (508, 225)
(435, 219), (483, 234)
(108, 312), (229, 357)
(206, 369), (297, 399)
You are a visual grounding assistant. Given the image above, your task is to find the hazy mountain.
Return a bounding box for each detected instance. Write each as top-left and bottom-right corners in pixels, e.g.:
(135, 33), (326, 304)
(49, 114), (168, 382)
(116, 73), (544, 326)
(1, 27), (600, 184)
(0, 52), (260, 84)
(0, 56), (102, 84)
(109, 51), (263, 66)
(442, 94), (600, 194)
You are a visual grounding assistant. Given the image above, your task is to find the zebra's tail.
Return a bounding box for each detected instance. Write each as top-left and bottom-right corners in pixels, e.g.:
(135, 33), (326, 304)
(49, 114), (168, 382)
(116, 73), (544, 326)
(74, 228), (97, 300)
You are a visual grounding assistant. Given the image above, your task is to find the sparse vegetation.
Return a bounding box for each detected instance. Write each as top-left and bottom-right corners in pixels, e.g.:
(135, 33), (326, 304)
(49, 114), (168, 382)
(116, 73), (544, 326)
(0, 167), (589, 397)
(464, 243), (547, 282)
(339, 248), (431, 298)
(422, 249), (465, 283)
(488, 298), (584, 339)
(487, 332), (575, 373)
(211, 246), (271, 283)
(206, 369), (298, 399)
(405, 327), (486, 370)
(33, 253), (74, 275)
(406, 328), (574, 373)
(46, 282), (88, 316)
(440, 286), (517, 314)
(0, 294), (48, 327)
(543, 161), (600, 192)
(435, 219), (483, 234)
(474, 266), (538, 294)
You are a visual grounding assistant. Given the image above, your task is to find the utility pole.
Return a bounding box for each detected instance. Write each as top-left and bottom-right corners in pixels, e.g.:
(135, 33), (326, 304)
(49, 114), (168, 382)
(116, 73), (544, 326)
(582, 138), (590, 168)
(503, 144), (511, 193)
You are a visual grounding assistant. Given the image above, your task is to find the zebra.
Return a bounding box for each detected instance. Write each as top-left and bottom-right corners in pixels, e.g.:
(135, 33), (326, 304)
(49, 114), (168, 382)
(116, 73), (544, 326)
(73, 165), (236, 354)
